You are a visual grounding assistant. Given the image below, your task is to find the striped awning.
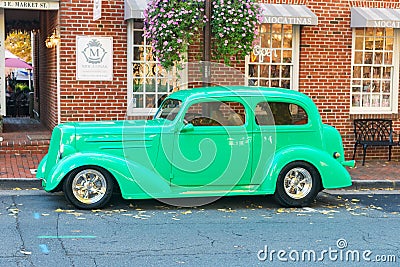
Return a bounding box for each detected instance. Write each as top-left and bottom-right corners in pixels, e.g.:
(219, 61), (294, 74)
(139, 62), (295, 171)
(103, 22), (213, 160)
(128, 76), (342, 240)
(351, 7), (400, 28)
(259, 4), (318, 26)
(124, 0), (148, 20)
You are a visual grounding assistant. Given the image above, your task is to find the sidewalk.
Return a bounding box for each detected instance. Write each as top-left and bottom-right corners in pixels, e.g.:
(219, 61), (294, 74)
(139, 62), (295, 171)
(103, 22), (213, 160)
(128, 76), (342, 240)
(0, 153), (399, 190)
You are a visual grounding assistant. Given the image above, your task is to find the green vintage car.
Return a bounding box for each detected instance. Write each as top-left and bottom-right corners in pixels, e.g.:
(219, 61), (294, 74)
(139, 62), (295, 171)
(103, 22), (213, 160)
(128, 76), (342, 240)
(37, 86), (354, 209)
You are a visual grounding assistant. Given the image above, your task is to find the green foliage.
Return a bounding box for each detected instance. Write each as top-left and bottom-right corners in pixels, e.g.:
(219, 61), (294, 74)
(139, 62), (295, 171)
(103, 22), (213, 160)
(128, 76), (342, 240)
(15, 83), (30, 92)
(144, 0), (207, 70)
(211, 0), (262, 64)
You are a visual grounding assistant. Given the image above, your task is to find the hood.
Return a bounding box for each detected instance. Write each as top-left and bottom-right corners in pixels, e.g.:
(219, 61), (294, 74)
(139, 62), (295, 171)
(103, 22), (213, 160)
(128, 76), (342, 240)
(70, 119), (171, 136)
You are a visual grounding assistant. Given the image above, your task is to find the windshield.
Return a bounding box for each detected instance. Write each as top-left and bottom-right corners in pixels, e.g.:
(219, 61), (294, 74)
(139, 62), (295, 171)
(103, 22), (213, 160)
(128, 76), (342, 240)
(154, 98), (182, 121)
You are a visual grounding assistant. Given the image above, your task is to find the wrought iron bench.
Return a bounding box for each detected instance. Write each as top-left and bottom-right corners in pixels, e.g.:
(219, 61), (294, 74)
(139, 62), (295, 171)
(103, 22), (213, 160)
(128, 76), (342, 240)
(352, 119), (399, 166)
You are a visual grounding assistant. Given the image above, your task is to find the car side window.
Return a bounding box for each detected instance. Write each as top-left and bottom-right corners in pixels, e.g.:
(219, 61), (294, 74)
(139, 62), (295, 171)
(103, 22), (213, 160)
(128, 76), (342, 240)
(255, 102), (308, 126)
(185, 101), (246, 126)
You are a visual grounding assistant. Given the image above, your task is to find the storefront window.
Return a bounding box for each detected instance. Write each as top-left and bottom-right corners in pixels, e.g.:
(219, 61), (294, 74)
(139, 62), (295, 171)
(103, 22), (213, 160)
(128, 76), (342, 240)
(351, 27), (399, 113)
(127, 19), (182, 115)
(246, 24), (299, 90)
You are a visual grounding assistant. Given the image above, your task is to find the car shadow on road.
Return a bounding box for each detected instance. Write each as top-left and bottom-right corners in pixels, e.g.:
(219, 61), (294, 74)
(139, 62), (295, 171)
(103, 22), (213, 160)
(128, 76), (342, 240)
(103, 191), (345, 212)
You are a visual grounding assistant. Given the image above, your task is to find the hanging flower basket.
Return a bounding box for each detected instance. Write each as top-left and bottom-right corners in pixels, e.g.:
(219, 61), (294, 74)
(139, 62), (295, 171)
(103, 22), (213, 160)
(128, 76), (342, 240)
(211, 0), (263, 64)
(144, 0), (207, 70)
(145, 0), (262, 70)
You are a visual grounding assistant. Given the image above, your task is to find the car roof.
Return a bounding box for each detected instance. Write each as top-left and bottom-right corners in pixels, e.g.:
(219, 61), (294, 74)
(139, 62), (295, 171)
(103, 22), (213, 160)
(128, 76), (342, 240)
(168, 86), (312, 104)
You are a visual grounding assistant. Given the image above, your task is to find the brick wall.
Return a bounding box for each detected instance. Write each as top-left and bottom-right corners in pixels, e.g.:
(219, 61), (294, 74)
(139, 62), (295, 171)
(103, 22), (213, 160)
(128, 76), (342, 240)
(256, 0), (400, 160)
(306, 0), (399, 159)
(38, 10), (59, 130)
(57, 0), (127, 126)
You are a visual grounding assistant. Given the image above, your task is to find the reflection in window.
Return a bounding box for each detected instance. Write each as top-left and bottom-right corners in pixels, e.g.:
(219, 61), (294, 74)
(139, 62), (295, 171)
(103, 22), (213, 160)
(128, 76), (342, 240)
(185, 101), (246, 126)
(255, 102), (308, 126)
(351, 28), (394, 111)
(130, 19), (180, 111)
(154, 99), (182, 121)
(247, 24), (294, 89)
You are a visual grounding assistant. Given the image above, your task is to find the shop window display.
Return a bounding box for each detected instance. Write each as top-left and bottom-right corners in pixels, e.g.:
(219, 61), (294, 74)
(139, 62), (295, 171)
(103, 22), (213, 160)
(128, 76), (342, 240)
(351, 27), (397, 113)
(247, 24), (296, 90)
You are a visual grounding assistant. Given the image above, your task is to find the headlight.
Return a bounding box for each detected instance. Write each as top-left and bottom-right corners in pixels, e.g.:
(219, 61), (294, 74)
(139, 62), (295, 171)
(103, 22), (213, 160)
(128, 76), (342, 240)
(333, 152), (340, 159)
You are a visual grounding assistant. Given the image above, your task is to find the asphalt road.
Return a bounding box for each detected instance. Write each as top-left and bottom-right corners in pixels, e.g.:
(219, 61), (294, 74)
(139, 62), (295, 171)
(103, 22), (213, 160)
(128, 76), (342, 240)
(0, 190), (399, 267)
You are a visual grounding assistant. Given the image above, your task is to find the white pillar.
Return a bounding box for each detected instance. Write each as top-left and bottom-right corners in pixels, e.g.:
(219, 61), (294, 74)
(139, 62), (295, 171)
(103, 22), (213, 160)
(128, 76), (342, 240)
(0, 9), (5, 116)
(57, 39), (61, 124)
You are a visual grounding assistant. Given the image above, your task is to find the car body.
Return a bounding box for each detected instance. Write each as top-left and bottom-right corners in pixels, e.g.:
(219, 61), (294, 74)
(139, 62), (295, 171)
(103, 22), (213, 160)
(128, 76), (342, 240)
(36, 86), (354, 209)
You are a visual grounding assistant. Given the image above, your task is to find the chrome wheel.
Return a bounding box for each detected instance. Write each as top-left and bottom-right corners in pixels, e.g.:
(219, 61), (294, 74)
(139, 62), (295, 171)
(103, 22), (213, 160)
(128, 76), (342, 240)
(283, 167), (313, 200)
(72, 169), (107, 204)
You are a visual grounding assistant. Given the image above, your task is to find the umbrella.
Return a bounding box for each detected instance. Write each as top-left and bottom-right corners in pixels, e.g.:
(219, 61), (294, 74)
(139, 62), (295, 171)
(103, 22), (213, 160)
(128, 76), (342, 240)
(5, 57), (33, 69)
(5, 49), (33, 69)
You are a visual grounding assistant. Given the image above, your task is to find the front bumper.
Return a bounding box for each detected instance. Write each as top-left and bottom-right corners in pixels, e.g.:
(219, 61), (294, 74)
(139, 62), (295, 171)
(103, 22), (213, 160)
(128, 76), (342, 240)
(341, 160), (355, 168)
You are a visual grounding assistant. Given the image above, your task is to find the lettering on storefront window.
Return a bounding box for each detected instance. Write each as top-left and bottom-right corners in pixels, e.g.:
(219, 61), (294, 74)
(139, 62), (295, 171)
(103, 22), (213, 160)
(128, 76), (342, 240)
(0, 1), (59, 10)
(263, 17), (312, 25)
(373, 20), (400, 28)
(253, 45), (278, 63)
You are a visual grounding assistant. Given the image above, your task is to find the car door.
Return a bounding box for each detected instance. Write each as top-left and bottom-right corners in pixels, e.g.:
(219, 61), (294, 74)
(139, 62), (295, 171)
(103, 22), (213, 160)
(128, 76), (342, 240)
(252, 100), (315, 186)
(171, 98), (252, 188)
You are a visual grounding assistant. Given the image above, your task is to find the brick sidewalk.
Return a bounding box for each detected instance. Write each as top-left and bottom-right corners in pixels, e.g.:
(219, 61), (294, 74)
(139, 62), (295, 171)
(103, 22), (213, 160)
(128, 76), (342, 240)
(347, 160), (400, 181)
(0, 154), (46, 178)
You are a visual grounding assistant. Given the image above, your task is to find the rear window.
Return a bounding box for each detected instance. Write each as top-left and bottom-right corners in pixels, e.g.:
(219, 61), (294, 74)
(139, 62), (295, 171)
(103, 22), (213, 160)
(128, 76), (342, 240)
(255, 102), (308, 126)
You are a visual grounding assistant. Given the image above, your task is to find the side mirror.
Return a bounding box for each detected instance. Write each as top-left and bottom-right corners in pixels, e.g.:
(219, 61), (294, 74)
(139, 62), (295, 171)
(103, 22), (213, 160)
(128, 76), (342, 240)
(181, 123), (194, 133)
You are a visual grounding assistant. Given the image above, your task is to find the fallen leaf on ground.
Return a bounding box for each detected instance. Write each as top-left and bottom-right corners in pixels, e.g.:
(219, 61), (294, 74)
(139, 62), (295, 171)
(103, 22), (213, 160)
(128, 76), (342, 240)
(217, 208), (236, 213)
(181, 210), (192, 215)
(8, 208), (19, 214)
(91, 209), (102, 213)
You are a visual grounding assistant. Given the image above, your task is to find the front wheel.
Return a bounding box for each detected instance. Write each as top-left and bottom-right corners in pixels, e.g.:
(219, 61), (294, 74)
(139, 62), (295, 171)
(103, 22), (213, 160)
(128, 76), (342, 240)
(63, 167), (114, 210)
(274, 161), (321, 207)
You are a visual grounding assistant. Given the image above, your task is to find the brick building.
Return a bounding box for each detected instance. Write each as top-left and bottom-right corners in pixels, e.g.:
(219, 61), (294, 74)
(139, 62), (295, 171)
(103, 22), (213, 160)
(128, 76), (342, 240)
(0, 0), (399, 161)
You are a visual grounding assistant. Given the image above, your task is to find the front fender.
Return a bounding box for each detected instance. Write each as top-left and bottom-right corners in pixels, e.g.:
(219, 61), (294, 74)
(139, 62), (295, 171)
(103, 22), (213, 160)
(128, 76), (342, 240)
(41, 152), (171, 198)
(259, 146), (352, 192)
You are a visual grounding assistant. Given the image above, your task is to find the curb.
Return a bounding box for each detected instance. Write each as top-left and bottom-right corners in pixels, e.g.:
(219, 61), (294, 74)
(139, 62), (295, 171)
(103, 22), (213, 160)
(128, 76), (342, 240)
(0, 178), (42, 190)
(0, 179), (399, 191)
(348, 180), (400, 190)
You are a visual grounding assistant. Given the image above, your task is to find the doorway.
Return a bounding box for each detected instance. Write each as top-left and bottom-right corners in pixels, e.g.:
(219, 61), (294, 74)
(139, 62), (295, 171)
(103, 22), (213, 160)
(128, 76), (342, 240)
(0, 4), (59, 156)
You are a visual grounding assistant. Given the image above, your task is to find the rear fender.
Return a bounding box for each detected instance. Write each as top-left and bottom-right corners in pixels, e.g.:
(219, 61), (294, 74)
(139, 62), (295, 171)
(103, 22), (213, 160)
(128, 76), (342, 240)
(258, 146), (352, 192)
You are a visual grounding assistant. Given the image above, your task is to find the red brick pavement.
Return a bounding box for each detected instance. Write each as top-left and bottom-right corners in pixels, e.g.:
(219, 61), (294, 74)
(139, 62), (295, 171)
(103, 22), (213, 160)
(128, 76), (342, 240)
(347, 160), (400, 181)
(0, 154), (46, 178)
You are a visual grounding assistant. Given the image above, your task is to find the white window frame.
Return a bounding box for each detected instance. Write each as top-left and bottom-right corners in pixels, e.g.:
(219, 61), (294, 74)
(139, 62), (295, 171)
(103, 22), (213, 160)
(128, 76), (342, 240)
(126, 20), (187, 116)
(245, 24), (300, 91)
(350, 28), (399, 114)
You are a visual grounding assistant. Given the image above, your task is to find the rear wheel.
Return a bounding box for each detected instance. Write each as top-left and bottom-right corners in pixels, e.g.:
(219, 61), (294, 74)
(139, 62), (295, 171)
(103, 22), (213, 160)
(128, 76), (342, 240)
(274, 161), (321, 207)
(63, 167), (114, 209)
